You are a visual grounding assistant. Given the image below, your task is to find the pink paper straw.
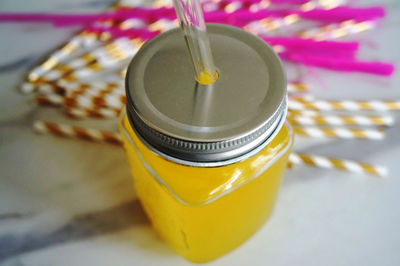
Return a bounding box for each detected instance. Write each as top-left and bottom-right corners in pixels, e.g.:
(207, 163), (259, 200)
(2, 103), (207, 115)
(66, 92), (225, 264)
(281, 52), (395, 76)
(263, 37), (359, 58)
(296, 6), (385, 23)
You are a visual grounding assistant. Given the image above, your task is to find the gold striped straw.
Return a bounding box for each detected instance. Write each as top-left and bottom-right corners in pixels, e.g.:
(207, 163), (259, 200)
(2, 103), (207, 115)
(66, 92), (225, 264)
(25, 17), (150, 89)
(120, 68), (128, 78)
(245, 0), (346, 34)
(32, 120), (389, 177)
(289, 152), (387, 177)
(243, 14), (300, 34)
(24, 19), (120, 89)
(288, 113), (394, 127)
(34, 14), (179, 87)
(32, 79), (124, 96)
(286, 83), (310, 94)
(288, 109), (321, 117)
(64, 94), (125, 109)
(35, 93), (125, 110)
(35, 94), (64, 106)
(40, 38), (143, 83)
(33, 120), (122, 145)
(26, 32), (100, 86)
(67, 86), (125, 98)
(289, 99), (400, 111)
(23, 0), (143, 88)
(33, 83), (64, 95)
(36, 81), (306, 109)
(66, 107), (121, 119)
(57, 76), (124, 93)
(293, 126), (385, 140)
(300, 0), (347, 11)
(299, 20), (376, 40)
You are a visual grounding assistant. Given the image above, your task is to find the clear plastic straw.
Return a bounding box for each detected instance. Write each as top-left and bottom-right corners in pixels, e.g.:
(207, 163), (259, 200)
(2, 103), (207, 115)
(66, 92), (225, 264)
(173, 0), (218, 85)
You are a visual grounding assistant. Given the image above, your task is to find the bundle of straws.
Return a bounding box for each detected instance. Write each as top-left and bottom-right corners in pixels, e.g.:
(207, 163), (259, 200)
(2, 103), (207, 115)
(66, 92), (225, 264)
(2, 0), (397, 177)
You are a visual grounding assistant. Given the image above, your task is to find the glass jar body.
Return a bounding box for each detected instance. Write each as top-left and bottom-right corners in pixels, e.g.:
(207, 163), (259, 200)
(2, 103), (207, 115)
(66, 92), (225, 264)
(119, 113), (293, 263)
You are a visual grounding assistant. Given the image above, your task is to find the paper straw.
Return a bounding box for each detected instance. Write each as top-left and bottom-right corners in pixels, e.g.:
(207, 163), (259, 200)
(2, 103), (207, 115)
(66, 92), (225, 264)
(62, 79), (304, 97)
(64, 82), (123, 97)
(33, 120), (122, 145)
(36, 85), (320, 111)
(293, 126), (384, 140)
(66, 107), (121, 119)
(64, 94), (125, 109)
(30, 83), (64, 95)
(68, 86), (125, 98)
(287, 82), (310, 93)
(243, 14), (300, 33)
(300, 0), (347, 11)
(289, 152), (387, 176)
(289, 99), (400, 111)
(33, 120), (388, 176)
(31, 79), (123, 96)
(35, 94), (63, 106)
(22, 1), (150, 89)
(57, 76), (124, 91)
(299, 20), (376, 40)
(41, 37), (143, 83)
(25, 33), (101, 86)
(288, 114), (394, 126)
(288, 109), (321, 117)
(24, 15), (122, 89)
(35, 93), (125, 110)
(289, 94), (315, 101)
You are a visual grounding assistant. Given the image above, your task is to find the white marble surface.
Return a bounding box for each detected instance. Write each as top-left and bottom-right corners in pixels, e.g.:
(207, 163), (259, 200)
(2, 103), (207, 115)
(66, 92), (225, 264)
(1, 0), (400, 265)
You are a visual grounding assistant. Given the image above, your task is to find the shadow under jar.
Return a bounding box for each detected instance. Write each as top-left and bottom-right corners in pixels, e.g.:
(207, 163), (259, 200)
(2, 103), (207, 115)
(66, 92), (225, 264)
(119, 23), (293, 263)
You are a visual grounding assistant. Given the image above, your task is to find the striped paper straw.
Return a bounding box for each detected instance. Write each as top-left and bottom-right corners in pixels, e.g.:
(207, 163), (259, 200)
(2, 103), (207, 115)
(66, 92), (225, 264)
(62, 81), (124, 97)
(64, 94), (125, 109)
(288, 114), (394, 126)
(31, 79), (124, 96)
(300, 0), (347, 11)
(289, 94), (315, 101)
(289, 99), (400, 111)
(26, 17), (148, 87)
(244, 14), (300, 33)
(299, 20), (376, 40)
(36, 82), (311, 110)
(57, 76), (124, 92)
(41, 37), (143, 83)
(32, 83), (64, 95)
(23, 0), (145, 87)
(66, 107), (121, 119)
(293, 126), (385, 140)
(35, 94), (64, 106)
(288, 109), (321, 117)
(26, 33), (101, 85)
(68, 86), (125, 98)
(35, 94), (125, 110)
(287, 82), (310, 94)
(33, 120), (122, 145)
(289, 152), (387, 176)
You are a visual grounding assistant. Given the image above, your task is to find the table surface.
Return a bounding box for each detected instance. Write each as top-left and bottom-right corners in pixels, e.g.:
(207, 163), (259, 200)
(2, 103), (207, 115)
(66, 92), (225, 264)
(1, 0), (400, 265)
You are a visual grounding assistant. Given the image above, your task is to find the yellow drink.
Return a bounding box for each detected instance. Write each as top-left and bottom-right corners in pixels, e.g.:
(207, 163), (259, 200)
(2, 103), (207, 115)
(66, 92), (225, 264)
(119, 114), (293, 262)
(196, 70), (219, 85)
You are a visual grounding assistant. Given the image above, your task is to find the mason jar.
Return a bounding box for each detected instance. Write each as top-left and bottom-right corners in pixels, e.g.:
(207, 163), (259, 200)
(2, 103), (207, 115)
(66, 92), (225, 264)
(119, 23), (293, 263)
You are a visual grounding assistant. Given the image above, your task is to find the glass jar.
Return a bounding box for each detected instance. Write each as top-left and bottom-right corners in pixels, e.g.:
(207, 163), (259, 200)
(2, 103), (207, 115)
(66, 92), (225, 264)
(119, 24), (294, 263)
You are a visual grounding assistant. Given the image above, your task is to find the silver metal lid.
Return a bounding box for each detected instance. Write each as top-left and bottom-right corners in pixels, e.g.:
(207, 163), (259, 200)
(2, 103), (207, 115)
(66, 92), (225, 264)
(126, 23), (287, 164)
